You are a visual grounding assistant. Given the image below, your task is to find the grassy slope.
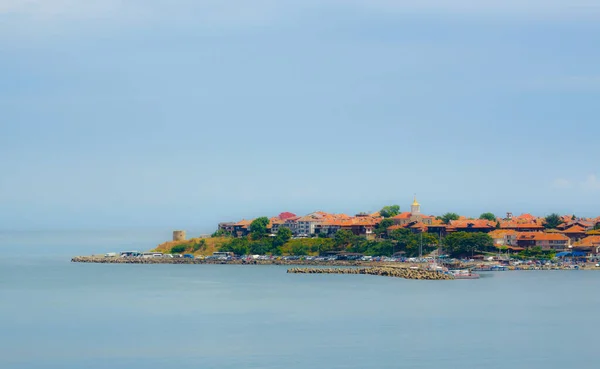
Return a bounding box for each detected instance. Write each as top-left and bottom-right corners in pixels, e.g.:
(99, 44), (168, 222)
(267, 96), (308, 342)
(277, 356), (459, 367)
(152, 237), (230, 256)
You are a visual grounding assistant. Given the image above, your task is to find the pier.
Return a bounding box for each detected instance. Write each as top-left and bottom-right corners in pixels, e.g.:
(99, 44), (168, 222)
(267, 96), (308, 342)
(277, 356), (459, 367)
(287, 267), (454, 280)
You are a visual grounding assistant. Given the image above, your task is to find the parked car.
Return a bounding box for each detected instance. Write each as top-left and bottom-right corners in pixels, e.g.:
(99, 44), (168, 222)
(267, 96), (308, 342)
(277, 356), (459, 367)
(183, 254), (194, 259)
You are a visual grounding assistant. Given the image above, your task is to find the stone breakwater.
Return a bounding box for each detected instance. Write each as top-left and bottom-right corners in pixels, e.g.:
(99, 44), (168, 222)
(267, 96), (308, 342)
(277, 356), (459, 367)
(287, 267), (454, 280)
(71, 256), (371, 266)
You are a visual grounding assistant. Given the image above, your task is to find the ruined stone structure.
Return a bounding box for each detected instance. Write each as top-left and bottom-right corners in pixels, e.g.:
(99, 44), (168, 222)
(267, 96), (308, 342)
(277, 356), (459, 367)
(172, 230), (186, 241)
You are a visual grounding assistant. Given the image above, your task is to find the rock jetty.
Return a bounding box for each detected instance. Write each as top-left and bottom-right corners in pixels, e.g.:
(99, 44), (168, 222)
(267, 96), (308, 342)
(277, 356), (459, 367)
(287, 267), (454, 280)
(71, 256), (369, 266)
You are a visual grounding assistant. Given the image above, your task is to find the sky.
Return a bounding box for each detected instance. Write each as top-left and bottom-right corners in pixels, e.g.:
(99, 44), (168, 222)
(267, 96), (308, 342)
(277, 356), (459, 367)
(1, 0), (600, 231)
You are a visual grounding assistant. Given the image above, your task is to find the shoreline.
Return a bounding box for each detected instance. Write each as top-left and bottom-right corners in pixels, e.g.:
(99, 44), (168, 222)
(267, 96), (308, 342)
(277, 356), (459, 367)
(70, 256), (600, 270)
(71, 256), (381, 266)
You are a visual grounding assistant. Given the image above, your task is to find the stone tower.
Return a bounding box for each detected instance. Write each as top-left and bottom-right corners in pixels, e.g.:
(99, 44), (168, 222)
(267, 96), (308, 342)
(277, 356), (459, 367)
(173, 230), (186, 242)
(411, 196), (421, 215)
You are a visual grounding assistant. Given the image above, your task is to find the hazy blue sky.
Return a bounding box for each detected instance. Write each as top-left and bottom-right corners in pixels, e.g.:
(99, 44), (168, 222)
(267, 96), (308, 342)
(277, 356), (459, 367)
(1, 1), (600, 231)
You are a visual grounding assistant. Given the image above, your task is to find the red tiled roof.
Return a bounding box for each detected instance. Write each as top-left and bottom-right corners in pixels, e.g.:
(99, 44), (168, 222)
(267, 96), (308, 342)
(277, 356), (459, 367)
(573, 236), (600, 247)
(514, 213), (537, 221)
(562, 225), (586, 234)
(488, 229), (518, 238)
(516, 232), (569, 241)
(268, 217), (285, 227)
(500, 222), (544, 229)
(278, 212), (297, 220)
(449, 219), (496, 229)
(392, 212), (412, 219)
(234, 219), (253, 228)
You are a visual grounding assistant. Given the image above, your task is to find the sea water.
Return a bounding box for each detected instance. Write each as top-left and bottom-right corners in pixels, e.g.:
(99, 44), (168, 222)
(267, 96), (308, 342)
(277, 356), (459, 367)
(1, 230), (599, 369)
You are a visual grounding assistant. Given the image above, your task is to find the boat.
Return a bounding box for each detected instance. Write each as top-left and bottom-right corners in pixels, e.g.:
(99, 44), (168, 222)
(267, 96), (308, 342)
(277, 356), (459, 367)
(472, 264), (507, 272)
(449, 269), (480, 279)
(427, 262), (448, 273)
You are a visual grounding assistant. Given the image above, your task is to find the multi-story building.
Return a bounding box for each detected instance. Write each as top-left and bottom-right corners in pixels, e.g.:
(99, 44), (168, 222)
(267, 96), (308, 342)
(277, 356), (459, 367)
(562, 225), (587, 243)
(218, 222), (236, 234)
(499, 222), (544, 232)
(573, 236), (600, 255)
(516, 232), (570, 251)
(391, 197), (433, 226)
(447, 219), (496, 233)
(488, 229), (518, 247)
(280, 216), (300, 235)
(296, 213), (327, 236)
(232, 219), (252, 237)
(268, 217), (285, 235)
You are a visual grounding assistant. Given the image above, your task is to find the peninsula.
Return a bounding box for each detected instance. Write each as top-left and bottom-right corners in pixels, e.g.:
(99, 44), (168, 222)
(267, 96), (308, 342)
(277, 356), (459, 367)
(72, 198), (600, 273)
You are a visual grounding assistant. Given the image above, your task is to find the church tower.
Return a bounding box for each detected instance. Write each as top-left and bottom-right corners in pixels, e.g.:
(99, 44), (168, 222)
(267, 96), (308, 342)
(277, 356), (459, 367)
(411, 196), (421, 215)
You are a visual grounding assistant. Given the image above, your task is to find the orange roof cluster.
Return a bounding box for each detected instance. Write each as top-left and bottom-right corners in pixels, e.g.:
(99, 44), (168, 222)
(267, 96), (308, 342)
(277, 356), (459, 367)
(559, 220), (594, 229)
(573, 236), (600, 247)
(488, 229), (518, 238)
(268, 217), (286, 228)
(516, 232), (569, 241)
(449, 219), (496, 229)
(391, 212), (433, 220)
(232, 210), (600, 234)
(562, 225), (587, 234)
(409, 222), (428, 231)
(322, 214), (382, 227)
(513, 213), (537, 222)
(234, 219), (253, 228)
(499, 221), (544, 229)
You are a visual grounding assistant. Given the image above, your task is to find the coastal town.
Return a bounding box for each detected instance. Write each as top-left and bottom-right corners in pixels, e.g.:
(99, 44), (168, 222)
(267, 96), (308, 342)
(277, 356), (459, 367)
(215, 197), (600, 257)
(71, 197), (600, 279)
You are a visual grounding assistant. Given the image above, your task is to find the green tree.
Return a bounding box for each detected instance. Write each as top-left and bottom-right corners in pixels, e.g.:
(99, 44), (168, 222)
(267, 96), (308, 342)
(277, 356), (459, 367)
(443, 232), (493, 257)
(220, 238), (250, 256)
(379, 205), (401, 218)
(310, 239), (334, 254)
(374, 218), (394, 236)
(333, 230), (358, 250)
(365, 240), (395, 256)
(171, 245), (186, 254)
(543, 213), (563, 229)
(273, 227), (293, 248)
(440, 212), (460, 224)
(249, 239), (272, 255)
(211, 229), (230, 237)
(594, 223), (600, 230)
(249, 217), (270, 239)
(290, 243), (309, 256)
(479, 212), (497, 221)
(191, 239), (207, 252)
(517, 246), (555, 260)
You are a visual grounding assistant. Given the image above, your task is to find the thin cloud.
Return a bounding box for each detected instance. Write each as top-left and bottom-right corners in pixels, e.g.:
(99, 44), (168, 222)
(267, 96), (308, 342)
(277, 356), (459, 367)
(552, 178), (573, 189)
(553, 175), (600, 191)
(581, 174), (600, 191)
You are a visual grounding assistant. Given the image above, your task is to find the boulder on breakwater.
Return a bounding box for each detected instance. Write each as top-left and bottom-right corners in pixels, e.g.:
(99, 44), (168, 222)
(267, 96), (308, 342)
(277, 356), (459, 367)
(287, 267), (454, 280)
(71, 256), (203, 264)
(71, 256), (371, 266)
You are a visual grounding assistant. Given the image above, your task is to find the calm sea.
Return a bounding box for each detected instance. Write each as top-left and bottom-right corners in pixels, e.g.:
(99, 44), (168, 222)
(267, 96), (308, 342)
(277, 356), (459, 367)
(1, 230), (599, 369)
